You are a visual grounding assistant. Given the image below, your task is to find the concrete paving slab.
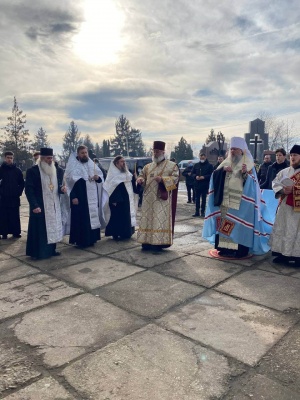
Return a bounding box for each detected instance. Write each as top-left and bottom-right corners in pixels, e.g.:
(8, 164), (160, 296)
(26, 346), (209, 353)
(1, 238), (28, 256)
(216, 269), (300, 311)
(171, 234), (214, 254)
(0, 258), (23, 272)
(108, 246), (185, 268)
(158, 291), (295, 366)
(3, 377), (75, 400)
(257, 260), (300, 275)
(257, 324), (300, 392)
(17, 246), (99, 271)
(0, 264), (39, 283)
(0, 342), (41, 394)
(52, 257), (143, 289)
(0, 253), (11, 261)
(13, 293), (145, 367)
(224, 373), (299, 400)
(96, 270), (204, 317)
(174, 223), (199, 233)
(154, 254), (242, 288)
(63, 324), (237, 400)
(196, 249), (269, 267)
(85, 237), (140, 256)
(0, 274), (81, 320)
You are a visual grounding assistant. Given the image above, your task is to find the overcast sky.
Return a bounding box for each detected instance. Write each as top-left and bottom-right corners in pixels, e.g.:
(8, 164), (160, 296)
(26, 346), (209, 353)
(0, 0), (299, 155)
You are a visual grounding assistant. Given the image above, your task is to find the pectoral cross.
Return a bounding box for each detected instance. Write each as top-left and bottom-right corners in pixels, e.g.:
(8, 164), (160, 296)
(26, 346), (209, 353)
(49, 179), (54, 191)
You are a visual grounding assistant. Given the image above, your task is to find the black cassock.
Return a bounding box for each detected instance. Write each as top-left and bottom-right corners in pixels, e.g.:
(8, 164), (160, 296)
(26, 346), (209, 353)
(25, 165), (64, 259)
(0, 163), (24, 236)
(105, 178), (138, 240)
(69, 178), (102, 247)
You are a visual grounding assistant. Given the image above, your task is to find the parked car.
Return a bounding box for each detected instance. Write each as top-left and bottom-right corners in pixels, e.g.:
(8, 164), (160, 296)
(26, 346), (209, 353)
(178, 159), (198, 174)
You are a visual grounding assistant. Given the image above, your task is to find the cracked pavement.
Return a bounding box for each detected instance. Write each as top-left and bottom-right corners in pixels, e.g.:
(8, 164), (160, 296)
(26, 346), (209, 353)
(0, 187), (299, 399)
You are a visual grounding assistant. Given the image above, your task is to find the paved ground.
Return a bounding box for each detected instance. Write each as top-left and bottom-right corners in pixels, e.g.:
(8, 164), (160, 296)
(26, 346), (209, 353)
(0, 186), (299, 399)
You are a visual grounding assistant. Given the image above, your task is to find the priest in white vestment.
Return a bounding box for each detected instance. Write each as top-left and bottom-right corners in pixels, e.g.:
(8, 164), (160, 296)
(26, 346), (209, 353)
(270, 144), (300, 266)
(103, 156), (138, 240)
(136, 141), (179, 251)
(25, 147), (65, 259)
(65, 145), (109, 248)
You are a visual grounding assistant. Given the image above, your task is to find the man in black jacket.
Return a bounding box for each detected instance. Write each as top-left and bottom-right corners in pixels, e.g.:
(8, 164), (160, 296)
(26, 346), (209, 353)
(0, 151), (25, 239)
(182, 161), (195, 203)
(191, 153), (213, 217)
(260, 148), (288, 189)
(257, 154), (272, 185)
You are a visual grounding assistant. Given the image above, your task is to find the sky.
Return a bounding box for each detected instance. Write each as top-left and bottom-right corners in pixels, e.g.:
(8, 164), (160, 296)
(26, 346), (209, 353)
(0, 0), (300, 156)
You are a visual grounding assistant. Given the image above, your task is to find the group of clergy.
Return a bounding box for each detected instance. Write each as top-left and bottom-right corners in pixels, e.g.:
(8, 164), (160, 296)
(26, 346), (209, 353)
(1, 139), (299, 267)
(23, 141), (179, 260)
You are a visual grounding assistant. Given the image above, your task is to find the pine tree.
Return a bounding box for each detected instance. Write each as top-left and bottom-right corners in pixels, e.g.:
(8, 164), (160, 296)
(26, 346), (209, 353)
(94, 142), (102, 158)
(83, 134), (95, 154)
(205, 129), (216, 144)
(61, 121), (82, 163)
(102, 139), (110, 157)
(110, 115), (146, 157)
(32, 127), (50, 150)
(0, 96), (31, 167)
(170, 137), (193, 163)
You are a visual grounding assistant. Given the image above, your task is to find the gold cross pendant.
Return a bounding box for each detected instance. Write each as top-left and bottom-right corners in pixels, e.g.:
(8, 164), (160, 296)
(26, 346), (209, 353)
(49, 183), (54, 191)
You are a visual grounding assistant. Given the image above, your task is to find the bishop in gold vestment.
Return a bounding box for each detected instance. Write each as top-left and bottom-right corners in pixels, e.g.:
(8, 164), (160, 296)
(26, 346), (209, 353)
(137, 141), (179, 250)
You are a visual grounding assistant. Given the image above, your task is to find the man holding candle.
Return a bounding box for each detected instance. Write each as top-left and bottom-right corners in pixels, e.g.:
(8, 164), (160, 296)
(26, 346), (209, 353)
(103, 156), (138, 240)
(65, 145), (108, 248)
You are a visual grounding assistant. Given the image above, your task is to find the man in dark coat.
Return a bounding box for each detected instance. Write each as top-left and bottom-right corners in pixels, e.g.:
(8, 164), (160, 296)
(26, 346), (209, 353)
(0, 151), (25, 239)
(191, 153), (213, 217)
(65, 145), (108, 248)
(182, 161), (195, 203)
(103, 156), (139, 240)
(213, 156), (224, 171)
(260, 148), (289, 189)
(25, 148), (65, 259)
(257, 154), (272, 185)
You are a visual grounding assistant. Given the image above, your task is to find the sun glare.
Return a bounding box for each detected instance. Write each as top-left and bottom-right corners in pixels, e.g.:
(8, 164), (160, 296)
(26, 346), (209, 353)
(72, 0), (125, 65)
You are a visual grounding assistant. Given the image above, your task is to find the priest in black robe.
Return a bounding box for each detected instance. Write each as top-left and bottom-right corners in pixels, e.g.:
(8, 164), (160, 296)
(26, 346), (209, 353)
(65, 146), (108, 248)
(25, 148), (65, 259)
(103, 156), (139, 240)
(0, 151), (24, 239)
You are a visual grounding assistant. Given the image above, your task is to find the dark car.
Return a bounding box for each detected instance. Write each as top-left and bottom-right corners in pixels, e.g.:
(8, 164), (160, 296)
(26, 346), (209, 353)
(98, 157), (152, 174)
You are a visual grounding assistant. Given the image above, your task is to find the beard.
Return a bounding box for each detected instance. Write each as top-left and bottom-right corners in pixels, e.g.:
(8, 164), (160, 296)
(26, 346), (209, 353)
(79, 156), (89, 163)
(39, 160), (56, 178)
(152, 154), (165, 163)
(231, 154), (242, 164)
(120, 166), (127, 173)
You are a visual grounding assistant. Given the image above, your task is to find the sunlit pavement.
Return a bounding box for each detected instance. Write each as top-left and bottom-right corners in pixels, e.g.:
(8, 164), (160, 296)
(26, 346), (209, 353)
(0, 190), (299, 399)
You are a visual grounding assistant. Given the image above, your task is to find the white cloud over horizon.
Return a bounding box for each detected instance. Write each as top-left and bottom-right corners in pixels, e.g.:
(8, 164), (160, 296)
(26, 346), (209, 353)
(1, 0), (299, 155)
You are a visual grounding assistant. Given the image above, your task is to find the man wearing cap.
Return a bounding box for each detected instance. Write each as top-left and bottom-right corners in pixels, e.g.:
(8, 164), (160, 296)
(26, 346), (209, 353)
(0, 151), (25, 239)
(203, 137), (271, 258)
(25, 148), (65, 259)
(136, 141), (179, 250)
(65, 145), (108, 248)
(270, 144), (300, 266)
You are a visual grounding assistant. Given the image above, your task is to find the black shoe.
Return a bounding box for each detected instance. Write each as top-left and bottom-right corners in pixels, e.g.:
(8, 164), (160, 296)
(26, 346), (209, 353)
(187, 201), (192, 203)
(273, 255), (289, 264)
(2, 235), (7, 240)
(200, 213), (205, 218)
(192, 214), (200, 217)
(53, 251), (61, 256)
(13, 234), (22, 238)
(142, 244), (152, 251)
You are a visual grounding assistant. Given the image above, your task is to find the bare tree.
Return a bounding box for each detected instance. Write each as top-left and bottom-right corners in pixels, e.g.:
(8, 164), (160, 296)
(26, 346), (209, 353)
(256, 111), (297, 151)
